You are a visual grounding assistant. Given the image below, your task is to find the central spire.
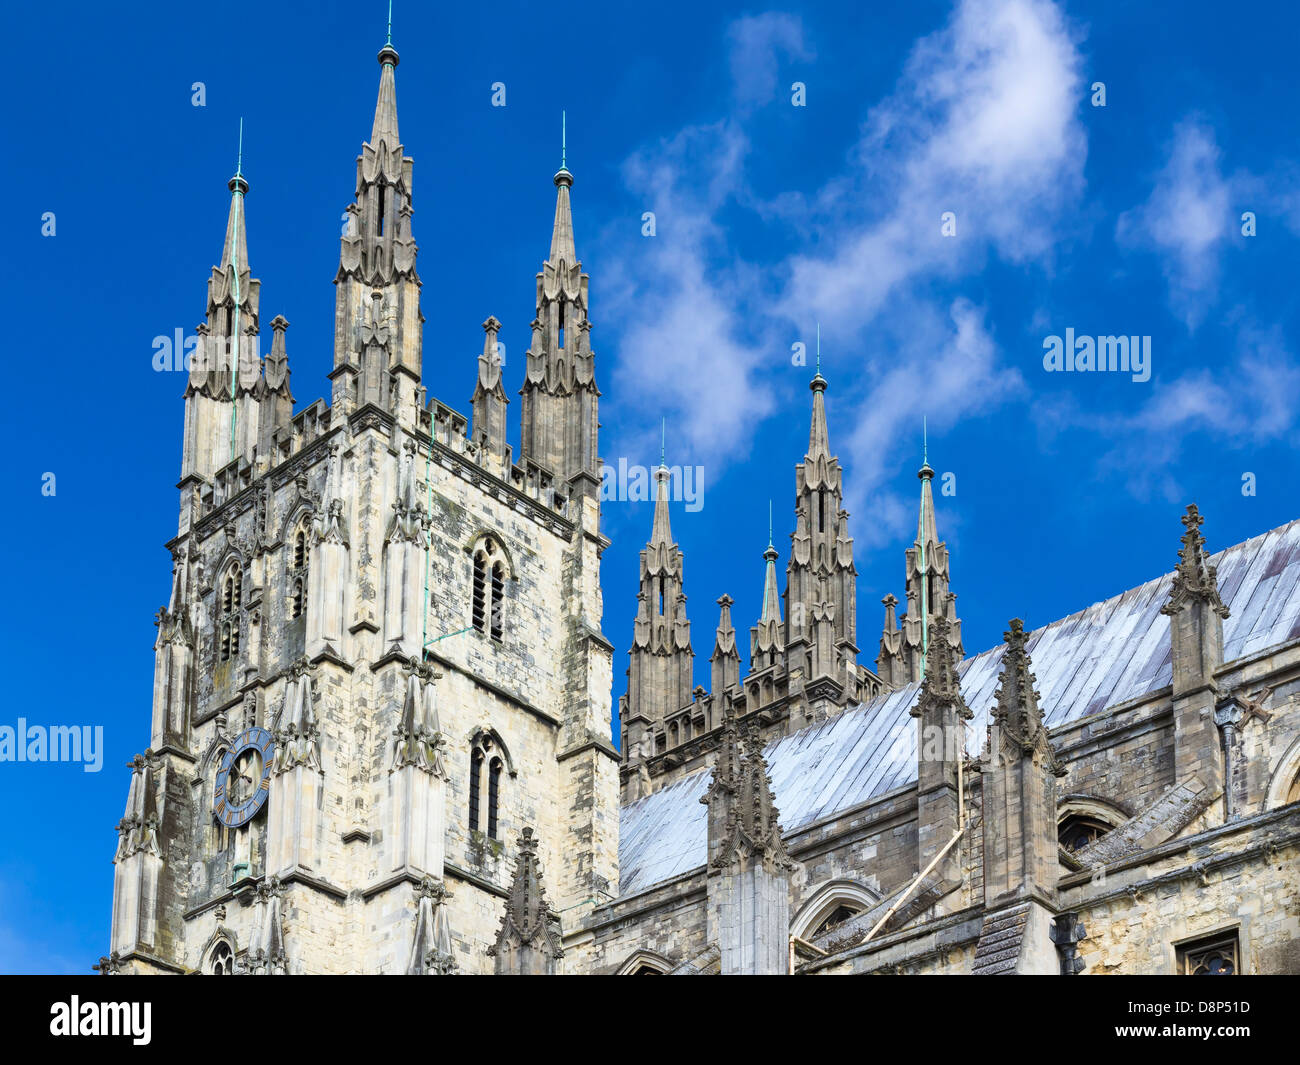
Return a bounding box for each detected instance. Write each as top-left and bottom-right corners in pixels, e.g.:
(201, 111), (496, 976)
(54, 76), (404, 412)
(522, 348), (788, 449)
(519, 129), (600, 495)
(330, 38), (420, 423)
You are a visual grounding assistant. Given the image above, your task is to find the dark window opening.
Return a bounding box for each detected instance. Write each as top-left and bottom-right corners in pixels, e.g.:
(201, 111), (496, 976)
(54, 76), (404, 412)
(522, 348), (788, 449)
(812, 904), (860, 938)
(472, 556), (486, 633)
(487, 757), (502, 839)
(469, 748), (483, 833)
(1178, 933), (1239, 975)
(490, 563), (505, 641)
(1058, 814), (1112, 854)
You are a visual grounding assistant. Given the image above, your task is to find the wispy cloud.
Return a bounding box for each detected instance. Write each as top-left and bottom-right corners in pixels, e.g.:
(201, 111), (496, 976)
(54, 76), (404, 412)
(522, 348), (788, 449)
(1033, 321), (1300, 501)
(601, 0), (1087, 503)
(601, 120), (775, 470)
(1116, 117), (1232, 330)
(727, 13), (814, 108)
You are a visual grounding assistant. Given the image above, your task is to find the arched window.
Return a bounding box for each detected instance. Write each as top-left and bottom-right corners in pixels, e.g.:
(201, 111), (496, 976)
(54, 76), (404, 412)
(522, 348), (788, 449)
(615, 949), (674, 975)
(217, 562), (243, 662)
(790, 880), (881, 945)
(1058, 814), (1112, 854)
(468, 747), (483, 834)
(1288, 771), (1300, 806)
(468, 733), (507, 841)
(209, 941), (234, 975)
(1056, 798), (1127, 859)
(288, 524), (309, 620)
(471, 537), (508, 639)
(487, 757), (502, 839)
(812, 904), (859, 938)
(1178, 932), (1239, 975)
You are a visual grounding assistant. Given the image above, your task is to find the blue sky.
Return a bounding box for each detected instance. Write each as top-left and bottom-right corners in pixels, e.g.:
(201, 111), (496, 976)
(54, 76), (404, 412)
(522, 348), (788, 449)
(2, 0), (1298, 972)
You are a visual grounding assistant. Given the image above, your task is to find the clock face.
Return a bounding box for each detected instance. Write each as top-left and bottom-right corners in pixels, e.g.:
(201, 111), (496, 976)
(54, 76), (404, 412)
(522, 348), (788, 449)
(214, 727), (275, 828)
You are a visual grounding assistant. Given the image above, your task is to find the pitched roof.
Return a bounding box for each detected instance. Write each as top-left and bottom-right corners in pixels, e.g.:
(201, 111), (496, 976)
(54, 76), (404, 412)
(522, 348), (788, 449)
(617, 517), (1300, 896)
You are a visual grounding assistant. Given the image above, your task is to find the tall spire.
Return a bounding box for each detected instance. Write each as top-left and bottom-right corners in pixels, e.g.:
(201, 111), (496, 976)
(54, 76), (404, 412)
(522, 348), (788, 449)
(549, 162), (577, 265)
(221, 119), (248, 272)
(807, 369), (831, 459)
(883, 437), (962, 687)
(182, 137), (263, 483)
(331, 38), (419, 424)
(624, 461), (694, 741)
(785, 329), (858, 704)
(650, 464), (673, 547)
(520, 144), (599, 494)
(372, 38), (400, 148)
(751, 532), (784, 673)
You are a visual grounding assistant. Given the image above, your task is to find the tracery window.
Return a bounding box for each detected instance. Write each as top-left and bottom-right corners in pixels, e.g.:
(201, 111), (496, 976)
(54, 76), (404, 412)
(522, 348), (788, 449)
(1058, 814), (1112, 853)
(289, 524), (309, 620)
(209, 941), (234, 975)
(471, 537), (507, 639)
(468, 734), (505, 840)
(1178, 932), (1239, 975)
(218, 562), (243, 662)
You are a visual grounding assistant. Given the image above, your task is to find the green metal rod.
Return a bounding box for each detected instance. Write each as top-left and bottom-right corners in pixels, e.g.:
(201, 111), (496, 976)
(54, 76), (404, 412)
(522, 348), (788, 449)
(228, 120), (244, 467)
(426, 626), (472, 648)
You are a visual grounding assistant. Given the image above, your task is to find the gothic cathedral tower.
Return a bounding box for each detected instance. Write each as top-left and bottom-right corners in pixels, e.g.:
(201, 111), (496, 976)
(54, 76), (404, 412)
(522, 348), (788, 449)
(106, 36), (619, 975)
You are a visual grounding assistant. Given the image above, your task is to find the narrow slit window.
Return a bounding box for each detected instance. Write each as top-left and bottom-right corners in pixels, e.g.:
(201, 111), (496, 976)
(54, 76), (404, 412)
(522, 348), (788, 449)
(487, 757), (502, 839)
(472, 556), (486, 633)
(469, 748), (483, 833)
(490, 563), (505, 640)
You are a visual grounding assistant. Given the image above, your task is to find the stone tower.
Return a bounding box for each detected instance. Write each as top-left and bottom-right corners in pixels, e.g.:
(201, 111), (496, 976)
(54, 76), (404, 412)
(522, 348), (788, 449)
(106, 34), (619, 976)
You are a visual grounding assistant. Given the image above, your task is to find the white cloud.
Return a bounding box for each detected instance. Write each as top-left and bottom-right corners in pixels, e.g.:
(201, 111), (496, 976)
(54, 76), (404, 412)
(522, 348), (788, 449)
(600, 121), (775, 471)
(598, 1), (1093, 515)
(1032, 322), (1300, 501)
(1117, 118), (1232, 330)
(843, 298), (1024, 546)
(727, 13), (813, 108)
(783, 0), (1088, 326)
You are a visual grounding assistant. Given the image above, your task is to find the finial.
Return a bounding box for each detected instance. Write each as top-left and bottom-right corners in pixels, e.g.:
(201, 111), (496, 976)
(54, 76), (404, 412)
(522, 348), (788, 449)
(659, 417), (666, 469)
(386, 0), (393, 45)
(810, 323), (827, 392)
(228, 119), (248, 195)
(562, 110), (567, 171)
(918, 416), (934, 479)
(768, 500), (773, 547)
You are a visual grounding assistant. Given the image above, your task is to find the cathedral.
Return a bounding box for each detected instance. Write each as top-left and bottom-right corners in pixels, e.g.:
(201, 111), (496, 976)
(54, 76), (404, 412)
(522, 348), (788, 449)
(104, 35), (1300, 976)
